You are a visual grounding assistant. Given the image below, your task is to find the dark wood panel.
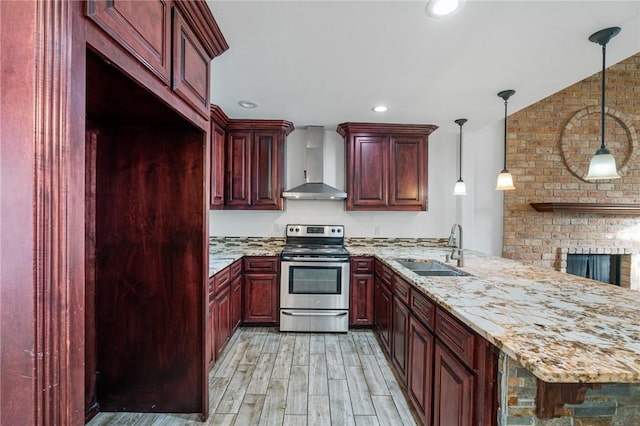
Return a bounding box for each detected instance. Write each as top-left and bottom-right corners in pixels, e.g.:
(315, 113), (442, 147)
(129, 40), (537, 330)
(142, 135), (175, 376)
(211, 266), (231, 295)
(243, 257), (279, 273)
(433, 342), (474, 426)
(436, 308), (475, 368)
(244, 273), (279, 323)
(374, 277), (392, 353)
(172, 6), (210, 117)
(530, 202), (640, 215)
(208, 298), (216, 371)
(353, 136), (388, 207)
(230, 275), (243, 331)
(210, 124), (225, 208)
(351, 257), (375, 273)
(87, 0), (171, 84)
(95, 125), (205, 413)
(350, 273), (374, 326)
(389, 136), (426, 209)
(393, 274), (411, 306)
(392, 296), (410, 384)
(411, 290), (436, 332)
(408, 316), (434, 426)
(226, 132), (251, 206)
(252, 132), (280, 208)
(214, 285), (231, 358)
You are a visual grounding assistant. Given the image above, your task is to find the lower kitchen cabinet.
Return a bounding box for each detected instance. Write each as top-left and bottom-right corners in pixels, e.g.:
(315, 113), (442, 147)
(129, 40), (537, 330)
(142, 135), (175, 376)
(350, 256), (375, 326)
(243, 257), (280, 324)
(230, 274), (242, 331)
(213, 285), (231, 359)
(433, 341), (475, 426)
(374, 277), (392, 353)
(392, 296), (410, 384)
(408, 315), (434, 425)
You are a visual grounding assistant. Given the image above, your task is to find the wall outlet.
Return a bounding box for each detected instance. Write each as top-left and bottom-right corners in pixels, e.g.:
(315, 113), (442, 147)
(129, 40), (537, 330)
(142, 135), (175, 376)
(374, 226), (381, 236)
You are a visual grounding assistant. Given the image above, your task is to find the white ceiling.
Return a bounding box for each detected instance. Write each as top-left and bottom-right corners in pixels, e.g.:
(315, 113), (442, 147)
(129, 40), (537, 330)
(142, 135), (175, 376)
(207, 1), (640, 134)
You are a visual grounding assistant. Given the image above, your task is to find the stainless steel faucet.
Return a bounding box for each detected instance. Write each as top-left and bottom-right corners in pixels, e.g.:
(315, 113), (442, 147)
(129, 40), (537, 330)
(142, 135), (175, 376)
(447, 223), (464, 267)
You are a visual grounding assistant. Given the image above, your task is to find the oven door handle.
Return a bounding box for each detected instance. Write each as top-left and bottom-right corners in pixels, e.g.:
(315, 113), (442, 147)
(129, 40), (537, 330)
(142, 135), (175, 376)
(282, 256), (350, 262)
(281, 311), (348, 317)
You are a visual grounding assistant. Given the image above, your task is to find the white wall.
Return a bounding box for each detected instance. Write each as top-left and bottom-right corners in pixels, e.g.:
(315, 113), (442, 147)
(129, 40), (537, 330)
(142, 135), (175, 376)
(210, 125), (505, 255)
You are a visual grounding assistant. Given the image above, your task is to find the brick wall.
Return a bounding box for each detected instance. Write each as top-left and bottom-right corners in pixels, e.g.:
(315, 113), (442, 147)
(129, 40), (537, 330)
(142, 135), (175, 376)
(503, 52), (640, 286)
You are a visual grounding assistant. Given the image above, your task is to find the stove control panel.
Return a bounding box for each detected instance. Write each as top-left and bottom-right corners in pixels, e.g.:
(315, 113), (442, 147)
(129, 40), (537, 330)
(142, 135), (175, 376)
(286, 224), (344, 238)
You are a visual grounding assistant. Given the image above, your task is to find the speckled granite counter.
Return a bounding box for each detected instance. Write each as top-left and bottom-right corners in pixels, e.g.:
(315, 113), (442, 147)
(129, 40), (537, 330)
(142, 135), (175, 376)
(210, 237), (640, 384)
(209, 237), (284, 276)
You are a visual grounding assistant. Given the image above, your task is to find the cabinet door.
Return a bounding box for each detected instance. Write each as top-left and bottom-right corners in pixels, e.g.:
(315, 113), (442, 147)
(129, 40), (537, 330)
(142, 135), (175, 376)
(408, 316), (434, 426)
(171, 7), (210, 116)
(244, 273), (278, 323)
(208, 298), (216, 370)
(226, 131), (251, 206)
(214, 286), (231, 358)
(350, 273), (374, 326)
(350, 136), (389, 209)
(251, 132), (283, 209)
(87, 0), (171, 84)
(210, 124), (225, 208)
(374, 278), (392, 353)
(392, 296), (410, 384)
(433, 342), (475, 426)
(230, 275), (242, 331)
(389, 136), (427, 210)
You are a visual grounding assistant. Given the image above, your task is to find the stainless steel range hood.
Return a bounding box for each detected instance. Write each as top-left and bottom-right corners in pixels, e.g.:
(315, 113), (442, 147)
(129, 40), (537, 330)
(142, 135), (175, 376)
(282, 126), (347, 200)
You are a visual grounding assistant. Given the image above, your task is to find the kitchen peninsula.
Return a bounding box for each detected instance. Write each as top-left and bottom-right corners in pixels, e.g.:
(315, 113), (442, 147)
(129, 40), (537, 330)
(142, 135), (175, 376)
(209, 237), (640, 425)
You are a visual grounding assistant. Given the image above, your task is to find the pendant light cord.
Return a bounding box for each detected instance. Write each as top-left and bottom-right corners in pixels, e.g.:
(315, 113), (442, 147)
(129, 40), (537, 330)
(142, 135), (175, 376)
(600, 42), (607, 151)
(458, 124), (463, 180)
(503, 98), (508, 170)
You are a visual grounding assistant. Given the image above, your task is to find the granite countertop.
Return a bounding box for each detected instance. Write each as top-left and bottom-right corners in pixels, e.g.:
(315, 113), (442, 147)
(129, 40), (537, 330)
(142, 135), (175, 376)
(209, 237), (640, 384)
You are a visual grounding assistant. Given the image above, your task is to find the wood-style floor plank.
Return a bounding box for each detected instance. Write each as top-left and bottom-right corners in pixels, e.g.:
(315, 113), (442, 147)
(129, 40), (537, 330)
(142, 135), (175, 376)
(216, 363), (256, 414)
(214, 340), (250, 378)
(325, 334), (346, 380)
(345, 365), (375, 416)
(245, 352), (276, 395)
(206, 413), (236, 426)
(354, 415), (380, 426)
(261, 331), (282, 354)
(307, 395), (330, 426)
(271, 335), (295, 379)
(283, 414), (307, 426)
(233, 393), (265, 426)
(328, 379), (356, 426)
(339, 334), (360, 366)
(240, 334), (266, 365)
(370, 395), (403, 425)
(258, 378), (288, 426)
(309, 334), (325, 354)
(359, 354), (390, 396)
(352, 332), (373, 356)
(285, 365), (309, 415)
(208, 376), (232, 413)
(308, 354), (328, 396)
(292, 334), (310, 366)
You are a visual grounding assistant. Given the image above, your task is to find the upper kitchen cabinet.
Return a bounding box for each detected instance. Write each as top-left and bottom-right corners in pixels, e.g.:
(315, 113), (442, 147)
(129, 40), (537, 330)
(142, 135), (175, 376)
(337, 123), (437, 211)
(210, 105), (229, 209)
(225, 120), (294, 210)
(86, 0), (228, 125)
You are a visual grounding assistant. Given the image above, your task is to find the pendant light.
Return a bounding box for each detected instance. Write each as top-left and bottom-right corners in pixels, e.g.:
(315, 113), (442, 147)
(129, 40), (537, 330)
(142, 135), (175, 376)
(495, 89), (516, 191)
(584, 26), (622, 180)
(453, 118), (468, 195)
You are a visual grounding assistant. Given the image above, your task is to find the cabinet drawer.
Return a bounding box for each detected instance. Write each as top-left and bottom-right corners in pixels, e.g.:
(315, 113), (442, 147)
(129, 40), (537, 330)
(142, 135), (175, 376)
(244, 256), (279, 273)
(393, 275), (411, 305)
(230, 260), (242, 279)
(351, 257), (374, 273)
(375, 261), (393, 286)
(211, 267), (231, 295)
(435, 308), (475, 367)
(411, 291), (435, 331)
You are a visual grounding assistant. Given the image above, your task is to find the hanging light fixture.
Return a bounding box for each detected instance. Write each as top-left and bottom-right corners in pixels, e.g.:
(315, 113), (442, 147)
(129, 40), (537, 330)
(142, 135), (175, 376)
(584, 26), (622, 180)
(495, 89), (516, 191)
(453, 118), (468, 195)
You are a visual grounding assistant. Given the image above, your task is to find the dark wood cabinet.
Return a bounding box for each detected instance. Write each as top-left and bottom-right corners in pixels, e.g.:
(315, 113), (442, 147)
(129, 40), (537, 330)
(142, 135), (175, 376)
(230, 274), (242, 331)
(408, 315), (434, 426)
(433, 341), (475, 426)
(224, 120), (294, 210)
(208, 259), (242, 370)
(392, 295), (410, 384)
(213, 285), (232, 359)
(374, 276), (393, 353)
(243, 257), (280, 323)
(350, 257), (375, 326)
(210, 105), (228, 208)
(337, 122), (437, 211)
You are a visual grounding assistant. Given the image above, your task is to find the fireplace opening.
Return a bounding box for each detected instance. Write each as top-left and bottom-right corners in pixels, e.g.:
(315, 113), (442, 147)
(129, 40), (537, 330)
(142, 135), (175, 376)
(566, 254), (621, 286)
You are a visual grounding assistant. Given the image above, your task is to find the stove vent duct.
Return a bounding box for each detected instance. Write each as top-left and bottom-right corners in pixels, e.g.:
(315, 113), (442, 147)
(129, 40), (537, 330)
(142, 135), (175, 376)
(282, 126), (347, 200)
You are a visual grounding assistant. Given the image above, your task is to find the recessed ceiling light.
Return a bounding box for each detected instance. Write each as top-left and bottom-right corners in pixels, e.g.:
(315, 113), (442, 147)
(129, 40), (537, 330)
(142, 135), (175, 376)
(426, 0), (463, 17)
(238, 100), (258, 109)
(372, 105), (388, 113)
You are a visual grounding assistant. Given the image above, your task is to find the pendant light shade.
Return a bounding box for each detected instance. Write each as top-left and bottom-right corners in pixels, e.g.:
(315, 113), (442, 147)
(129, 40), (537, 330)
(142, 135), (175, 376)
(453, 118), (468, 195)
(584, 26), (621, 181)
(495, 90), (516, 191)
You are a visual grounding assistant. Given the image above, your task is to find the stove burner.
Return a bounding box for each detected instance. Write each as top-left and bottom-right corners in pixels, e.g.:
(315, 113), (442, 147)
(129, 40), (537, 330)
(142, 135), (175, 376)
(281, 224), (349, 259)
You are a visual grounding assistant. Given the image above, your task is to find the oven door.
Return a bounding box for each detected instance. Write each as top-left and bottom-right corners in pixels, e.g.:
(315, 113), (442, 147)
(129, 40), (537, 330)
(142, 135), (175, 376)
(280, 260), (350, 310)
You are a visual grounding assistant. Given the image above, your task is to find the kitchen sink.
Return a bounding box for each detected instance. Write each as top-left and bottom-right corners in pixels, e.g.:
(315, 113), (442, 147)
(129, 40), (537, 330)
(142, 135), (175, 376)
(397, 260), (469, 277)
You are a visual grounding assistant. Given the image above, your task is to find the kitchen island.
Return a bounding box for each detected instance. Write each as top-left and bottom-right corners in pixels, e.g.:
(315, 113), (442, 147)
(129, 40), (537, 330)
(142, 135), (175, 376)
(209, 237), (640, 425)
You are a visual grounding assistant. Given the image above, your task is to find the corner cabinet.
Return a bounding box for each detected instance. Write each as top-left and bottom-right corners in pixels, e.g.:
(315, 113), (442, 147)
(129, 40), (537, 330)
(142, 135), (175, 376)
(337, 123), (437, 211)
(210, 105), (228, 209)
(225, 120), (294, 210)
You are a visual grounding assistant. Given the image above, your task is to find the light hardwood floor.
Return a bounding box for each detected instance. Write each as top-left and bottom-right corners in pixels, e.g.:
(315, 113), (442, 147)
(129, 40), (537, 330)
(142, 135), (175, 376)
(87, 328), (419, 426)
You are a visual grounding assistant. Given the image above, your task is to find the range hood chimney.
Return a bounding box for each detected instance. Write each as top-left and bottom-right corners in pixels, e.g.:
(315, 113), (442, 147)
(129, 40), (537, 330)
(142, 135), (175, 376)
(282, 126), (347, 200)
